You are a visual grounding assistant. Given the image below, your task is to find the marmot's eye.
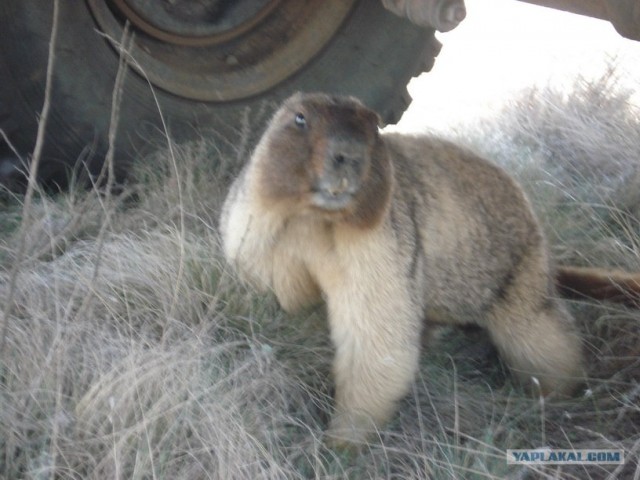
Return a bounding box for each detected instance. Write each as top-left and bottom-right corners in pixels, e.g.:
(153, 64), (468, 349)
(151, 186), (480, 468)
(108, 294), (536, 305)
(294, 113), (307, 128)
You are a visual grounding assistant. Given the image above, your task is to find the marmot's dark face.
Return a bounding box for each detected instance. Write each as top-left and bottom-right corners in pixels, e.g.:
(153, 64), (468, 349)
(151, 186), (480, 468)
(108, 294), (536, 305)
(256, 93), (389, 225)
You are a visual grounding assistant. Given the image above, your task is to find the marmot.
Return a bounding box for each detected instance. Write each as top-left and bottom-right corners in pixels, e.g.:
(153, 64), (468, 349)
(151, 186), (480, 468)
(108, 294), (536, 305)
(220, 92), (629, 447)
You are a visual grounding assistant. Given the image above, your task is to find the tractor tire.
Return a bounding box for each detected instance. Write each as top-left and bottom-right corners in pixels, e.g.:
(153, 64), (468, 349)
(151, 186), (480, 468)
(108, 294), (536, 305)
(0, 0), (439, 189)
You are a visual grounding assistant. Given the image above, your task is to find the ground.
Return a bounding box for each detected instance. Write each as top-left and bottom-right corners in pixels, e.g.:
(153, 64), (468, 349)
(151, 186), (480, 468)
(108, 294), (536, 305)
(1, 69), (639, 479)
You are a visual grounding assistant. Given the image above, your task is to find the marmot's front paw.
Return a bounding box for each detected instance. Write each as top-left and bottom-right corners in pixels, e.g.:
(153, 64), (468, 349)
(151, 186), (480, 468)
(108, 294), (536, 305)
(324, 412), (378, 452)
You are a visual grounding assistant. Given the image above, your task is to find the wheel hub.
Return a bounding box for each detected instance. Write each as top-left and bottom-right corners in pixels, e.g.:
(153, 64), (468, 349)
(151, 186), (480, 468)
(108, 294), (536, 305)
(109, 0), (280, 46)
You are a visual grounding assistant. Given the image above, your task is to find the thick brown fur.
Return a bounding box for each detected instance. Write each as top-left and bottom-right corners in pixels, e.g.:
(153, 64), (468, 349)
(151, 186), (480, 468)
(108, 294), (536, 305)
(220, 93), (585, 448)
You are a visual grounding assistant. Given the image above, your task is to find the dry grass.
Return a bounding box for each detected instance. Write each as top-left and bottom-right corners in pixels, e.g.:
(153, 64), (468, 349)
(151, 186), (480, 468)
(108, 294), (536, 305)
(2, 68), (640, 479)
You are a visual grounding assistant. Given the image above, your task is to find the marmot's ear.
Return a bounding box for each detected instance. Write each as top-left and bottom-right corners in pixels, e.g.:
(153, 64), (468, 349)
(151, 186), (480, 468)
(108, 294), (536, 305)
(361, 106), (382, 134)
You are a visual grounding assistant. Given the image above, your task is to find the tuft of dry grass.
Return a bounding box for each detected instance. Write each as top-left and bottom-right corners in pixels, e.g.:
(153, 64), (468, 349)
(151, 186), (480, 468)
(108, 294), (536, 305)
(452, 65), (640, 270)
(2, 66), (640, 478)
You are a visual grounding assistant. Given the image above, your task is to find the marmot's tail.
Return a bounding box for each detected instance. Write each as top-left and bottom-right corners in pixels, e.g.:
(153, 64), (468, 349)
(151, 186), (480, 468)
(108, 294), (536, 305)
(556, 266), (640, 308)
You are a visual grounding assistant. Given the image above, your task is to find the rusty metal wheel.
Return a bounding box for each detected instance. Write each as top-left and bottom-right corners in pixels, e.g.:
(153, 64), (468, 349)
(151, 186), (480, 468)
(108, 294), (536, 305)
(87, 0), (358, 101)
(0, 0), (439, 189)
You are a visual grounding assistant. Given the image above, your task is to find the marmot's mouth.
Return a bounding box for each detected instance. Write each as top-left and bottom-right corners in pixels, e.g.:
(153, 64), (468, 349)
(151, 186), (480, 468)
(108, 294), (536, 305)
(310, 189), (355, 211)
(309, 175), (359, 211)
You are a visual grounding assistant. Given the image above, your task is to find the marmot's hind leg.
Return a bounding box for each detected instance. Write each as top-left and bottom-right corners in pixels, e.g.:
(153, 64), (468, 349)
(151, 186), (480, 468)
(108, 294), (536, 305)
(484, 262), (584, 396)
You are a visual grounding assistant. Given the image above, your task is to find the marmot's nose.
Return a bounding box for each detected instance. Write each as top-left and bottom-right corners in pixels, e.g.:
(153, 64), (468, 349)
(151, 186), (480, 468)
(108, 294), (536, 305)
(333, 153), (346, 167)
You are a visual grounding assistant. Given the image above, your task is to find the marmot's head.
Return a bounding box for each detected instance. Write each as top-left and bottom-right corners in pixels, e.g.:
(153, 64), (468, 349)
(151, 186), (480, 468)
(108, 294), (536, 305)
(254, 93), (392, 228)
